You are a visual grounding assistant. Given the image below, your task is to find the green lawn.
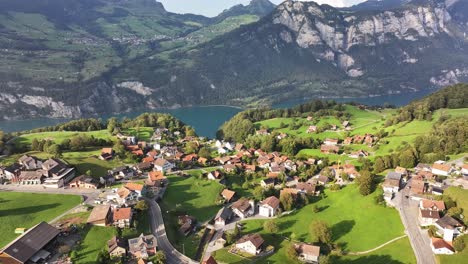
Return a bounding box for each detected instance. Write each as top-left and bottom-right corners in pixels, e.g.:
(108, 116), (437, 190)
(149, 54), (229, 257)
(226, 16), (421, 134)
(444, 187), (468, 216)
(74, 226), (117, 264)
(14, 130), (112, 149)
(0, 192), (81, 247)
(121, 127), (154, 141)
(438, 235), (468, 264)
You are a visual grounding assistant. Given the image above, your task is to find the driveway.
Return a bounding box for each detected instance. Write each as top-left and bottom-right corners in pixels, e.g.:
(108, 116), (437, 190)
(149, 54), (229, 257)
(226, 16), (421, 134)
(146, 198), (199, 264)
(394, 181), (436, 264)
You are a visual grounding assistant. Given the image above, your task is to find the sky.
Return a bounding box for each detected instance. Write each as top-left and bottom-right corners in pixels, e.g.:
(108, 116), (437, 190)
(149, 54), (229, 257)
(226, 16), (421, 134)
(158, 0), (367, 17)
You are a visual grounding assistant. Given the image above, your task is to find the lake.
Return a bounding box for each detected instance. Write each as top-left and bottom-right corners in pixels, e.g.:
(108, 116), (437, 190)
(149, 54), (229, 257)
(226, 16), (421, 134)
(0, 89), (437, 138)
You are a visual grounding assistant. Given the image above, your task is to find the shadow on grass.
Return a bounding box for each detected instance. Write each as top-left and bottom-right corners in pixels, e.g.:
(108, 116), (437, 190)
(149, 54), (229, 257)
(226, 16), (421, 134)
(0, 203), (61, 216)
(332, 220), (355, 242)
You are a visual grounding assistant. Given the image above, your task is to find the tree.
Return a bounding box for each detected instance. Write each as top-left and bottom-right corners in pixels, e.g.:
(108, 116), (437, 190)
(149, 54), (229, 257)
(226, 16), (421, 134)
(198, 147), (211, 159)
(135, 200), (148, 211)
(86, 170), (92, 176)
(320, 255), (331, 264)
(447, 207), (463, 218)
(453, 236), (466, 252)
(374, 157), (386, 173)
(286, 243), (298, 260)
(280, 192), (294, 211)
(47, 144), (62, 158)
(264, 220), (279, 233)
(358, 170), (374, 196)
(107, 117), (118, 134)
(153, 251), (166, 264)
(330, 184), (340, 191)
(253, 186), (265, 201)
(113, 140), (126, 158)
(310, 220), (332, 247)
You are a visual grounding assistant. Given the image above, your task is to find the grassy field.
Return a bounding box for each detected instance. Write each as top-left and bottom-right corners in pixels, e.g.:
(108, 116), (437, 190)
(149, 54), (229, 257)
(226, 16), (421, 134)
(437, 235), (468, 264)
(0, 192), (81, 247)
(444, 187), (468, 217)
(74, 226), (117, 264)
(121, 127), (154, 142)
(14, 130), (113, 149)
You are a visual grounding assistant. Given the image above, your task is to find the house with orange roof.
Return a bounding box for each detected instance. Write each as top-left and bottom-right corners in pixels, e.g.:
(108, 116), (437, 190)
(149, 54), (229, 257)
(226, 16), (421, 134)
(431, 237), (454, 255)
(113, 207), (132, 228)
(99, 148), (114, 161)
(432, 163), (454, 176)
(259, 196), (280, 217)
(221, 189), (236, 202)
(124, 183), (144, 196)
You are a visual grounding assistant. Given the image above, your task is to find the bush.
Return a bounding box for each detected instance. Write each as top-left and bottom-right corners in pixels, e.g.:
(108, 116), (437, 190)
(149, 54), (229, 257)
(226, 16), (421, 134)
(453, 236), (466, 252)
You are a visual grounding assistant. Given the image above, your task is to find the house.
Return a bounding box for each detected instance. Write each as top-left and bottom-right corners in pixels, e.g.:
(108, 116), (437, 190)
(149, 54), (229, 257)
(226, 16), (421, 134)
(364, 134), (374, 145)
(316, 175), (329, 185)
(154, 158), (174, 172)
(342, 121), (350, 128)
(259, 196), (280, 217)
(382, 172), (402, 193)
(109, 166), (134, 180)
(461, 164), (468, 176)
(17, 171), (44, 185)
(107, 236), (126, 257)
(419, 209), (440, 226)
(256, 129), (269, 135)
(113, 207), (132, 228)
(99, 148), (114, 160)
(40, 158), (76, 188)
(221, 189), (236, 202)
(432, 163), (454, 176)
(231, 198), (255, 219)
(294, 243), (320, 263)
(0, 222), (60, 264)
(108, 187), (139, 206)
(431, 186), (444, 195)
(307, 126), (317, 133)
(323, 138), (338, 146)
(69, 175), (99, 189)
(435, 215), (464, 242)
(2, 163), (21, 180)
(223, 164), (237, 173)
(147, 171), (166, 186)
(295, 182), (316, 195)
(135, 162), (153, 173)
(235, 233), (264, 255)
(331, 124), (337, 130)
(349, 150), (369, 158)
(178, 215), (196, 236)
(394, 166), (408, 176)
(420, 199), (445, 211)
(128, 233), (157, 259)
(18, 155), (42, 170)
(320, 144), (339, 154)
(431, 238), (454, 255)
(343, 137), (353, 145)
(261, 177), (277, 189)
(124, 183), (144, 197)
(87, 205), (112, 226)
(214, 207), (233, 228)
(415, 163), (432, 172)
(410, 179), (426, 195)
(207, 170), (223, 181)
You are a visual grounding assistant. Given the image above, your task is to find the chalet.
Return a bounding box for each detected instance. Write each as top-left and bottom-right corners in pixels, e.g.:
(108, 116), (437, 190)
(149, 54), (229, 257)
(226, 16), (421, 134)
(154, 158), (174, 172)
(107, 187), (139, 206)
(87, 205), (111, 226)
(431, 238), (454, 255)
(128, 233), (157, 259)
(0, 222), (60, 264)
(214, 207), (233, 228)
(419, 209), (440, 226)
(113, 208), (132, 228)
(18, 155), (42, 170)
(207, 170), (223, 180)
(418, 171), (436, 181)
(99, 148), (114, 161)
(107, 236), (126, 257)
(221, 189), (236, 202)
(331, 124), (337, 130)
(109, 166), (134, 180)
(277, 133), (288, 140)
(323, 138), (338, 146)
(320, 144), (339, 154)
(235, 233), (264, 255)
(307, 116), (313, 121)
(294, 243), (320, 263)
(259, 196), (280, 217)
(432, 163), (454, 176)
(382, 172), (402, 193)
(244, 164), (256, 173)
(307, 126), (317, 133)
(218, 156), (231, 165)
(231, 198), (255, 219)
(435, 215), (465, 242)
(68, 175), (99, 189)
(178, 215), (196, 236)
(420, 199), (445, 211)
(182, 154), (198, 163)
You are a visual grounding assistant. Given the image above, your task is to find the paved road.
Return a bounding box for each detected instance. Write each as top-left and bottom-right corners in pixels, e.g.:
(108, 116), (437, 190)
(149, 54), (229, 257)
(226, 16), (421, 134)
(146, 198), (199, 264)
(395, 181), (436, 264)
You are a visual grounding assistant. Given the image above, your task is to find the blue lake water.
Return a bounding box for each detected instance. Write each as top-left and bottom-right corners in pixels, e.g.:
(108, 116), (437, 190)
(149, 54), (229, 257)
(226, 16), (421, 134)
(0, 89), (438, 138)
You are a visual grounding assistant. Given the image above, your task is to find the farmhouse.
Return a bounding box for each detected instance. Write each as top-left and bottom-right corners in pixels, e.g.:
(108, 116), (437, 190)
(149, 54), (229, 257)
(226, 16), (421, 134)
(235, 233), (264, 255)
(0, 222), (60, 264)
(258, 196), (280, 217)
(294, 243), (320, 263)
(87, 205), (111, 226)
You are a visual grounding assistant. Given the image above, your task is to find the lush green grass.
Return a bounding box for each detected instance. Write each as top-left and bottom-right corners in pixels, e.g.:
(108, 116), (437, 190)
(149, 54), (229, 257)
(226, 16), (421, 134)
(14, 130), (112, 149)
(121, 127), (154, 141)
(444, 187), (468, 215)
(437, 235), (468, 264)
(0, 192), (81, 247)
(336, 237), (416, 264)
(74, 226), (117, 264)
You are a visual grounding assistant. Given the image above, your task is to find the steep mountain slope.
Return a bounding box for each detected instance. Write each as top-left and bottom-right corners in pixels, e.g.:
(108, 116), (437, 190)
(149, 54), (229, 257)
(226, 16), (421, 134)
(0, 0), (273, 120)
(115, 0), (468, 108)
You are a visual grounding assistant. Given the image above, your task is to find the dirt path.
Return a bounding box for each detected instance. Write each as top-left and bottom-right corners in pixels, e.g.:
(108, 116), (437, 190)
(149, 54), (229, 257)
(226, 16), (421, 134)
(348, 235), (407, 255)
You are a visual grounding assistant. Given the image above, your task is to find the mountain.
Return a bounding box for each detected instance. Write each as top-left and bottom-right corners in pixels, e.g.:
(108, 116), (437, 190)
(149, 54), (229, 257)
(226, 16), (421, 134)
(0, 0), (467, 120)
(347, 0), (412, 11)
(215, 0), (276, 22)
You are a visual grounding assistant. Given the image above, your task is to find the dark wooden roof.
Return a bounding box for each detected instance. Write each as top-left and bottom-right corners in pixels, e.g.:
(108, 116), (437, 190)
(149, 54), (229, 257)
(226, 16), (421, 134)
(1, 222), (59, 263)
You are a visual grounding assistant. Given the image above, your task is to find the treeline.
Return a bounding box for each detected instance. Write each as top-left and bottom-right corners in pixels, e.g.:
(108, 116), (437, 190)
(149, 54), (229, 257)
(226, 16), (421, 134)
(0, 130), (5, 152)
(13, 118), (105, 135)
(244, 134), (318, 156)
(217, 100), (348, 142)
(387, 84), (468, 125)
(31, 134), (113, 157)
(374, 117), (468, 172)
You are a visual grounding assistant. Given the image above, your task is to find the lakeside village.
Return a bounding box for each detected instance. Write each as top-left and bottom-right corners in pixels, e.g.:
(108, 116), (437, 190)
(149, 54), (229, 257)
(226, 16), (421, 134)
(0, 118), (468, 264)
